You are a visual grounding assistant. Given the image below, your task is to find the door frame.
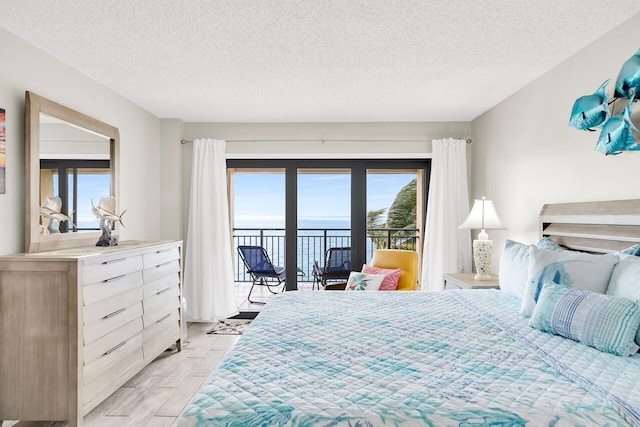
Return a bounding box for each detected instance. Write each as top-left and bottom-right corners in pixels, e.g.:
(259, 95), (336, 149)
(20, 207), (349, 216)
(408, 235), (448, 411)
(227, 158), (431, 290)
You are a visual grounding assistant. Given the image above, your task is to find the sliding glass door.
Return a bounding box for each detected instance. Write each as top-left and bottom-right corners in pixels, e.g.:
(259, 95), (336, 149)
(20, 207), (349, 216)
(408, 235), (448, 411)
(229, 159), (430, 290)
(298, 169), (351, 288)
(366, 170), (423, 257)
(230, 169), (286, 282)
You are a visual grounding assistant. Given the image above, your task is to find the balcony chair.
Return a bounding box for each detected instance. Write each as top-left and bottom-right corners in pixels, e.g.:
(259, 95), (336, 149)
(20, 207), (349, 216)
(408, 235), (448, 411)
(312, 247), (352, 290)
(237, 245), (286, 304)
(370, 249), (419, 290)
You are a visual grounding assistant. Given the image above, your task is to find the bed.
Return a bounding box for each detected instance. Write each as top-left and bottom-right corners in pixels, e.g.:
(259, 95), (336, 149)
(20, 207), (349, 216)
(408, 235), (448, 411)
(178, 200), (640, 426)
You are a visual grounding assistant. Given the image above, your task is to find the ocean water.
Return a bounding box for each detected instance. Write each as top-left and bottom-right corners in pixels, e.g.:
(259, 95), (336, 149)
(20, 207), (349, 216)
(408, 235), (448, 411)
(231, 216), (417, 281)
(234, 217), (350, 230)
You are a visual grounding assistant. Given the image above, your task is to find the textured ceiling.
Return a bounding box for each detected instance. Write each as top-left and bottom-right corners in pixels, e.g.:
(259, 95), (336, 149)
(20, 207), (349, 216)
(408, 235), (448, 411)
(1, 1), (639, 122)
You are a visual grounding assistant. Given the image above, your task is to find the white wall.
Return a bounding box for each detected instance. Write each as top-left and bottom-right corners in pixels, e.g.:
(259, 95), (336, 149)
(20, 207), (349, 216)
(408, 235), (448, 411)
(0, 28), (162, 255)
(164, 121), (471, 241)
(470, 13), (640, 271)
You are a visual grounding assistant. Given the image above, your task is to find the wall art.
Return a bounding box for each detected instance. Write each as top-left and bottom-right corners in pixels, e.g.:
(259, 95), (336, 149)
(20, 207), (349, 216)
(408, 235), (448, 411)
(0, 108), (5, 193)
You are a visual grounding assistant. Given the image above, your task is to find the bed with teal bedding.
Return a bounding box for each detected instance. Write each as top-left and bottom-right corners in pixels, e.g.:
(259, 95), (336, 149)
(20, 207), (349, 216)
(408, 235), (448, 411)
(178, 290), (640, 426)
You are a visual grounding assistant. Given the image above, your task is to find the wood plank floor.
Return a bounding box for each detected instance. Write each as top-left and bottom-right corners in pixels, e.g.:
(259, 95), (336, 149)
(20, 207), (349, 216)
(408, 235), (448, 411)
(2, 322), (239, 427)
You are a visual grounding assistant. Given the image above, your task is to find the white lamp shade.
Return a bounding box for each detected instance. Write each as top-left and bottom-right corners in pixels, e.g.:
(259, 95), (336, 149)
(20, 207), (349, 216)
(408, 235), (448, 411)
(458, 198), (505, 230)
(459, 197), (505, 280)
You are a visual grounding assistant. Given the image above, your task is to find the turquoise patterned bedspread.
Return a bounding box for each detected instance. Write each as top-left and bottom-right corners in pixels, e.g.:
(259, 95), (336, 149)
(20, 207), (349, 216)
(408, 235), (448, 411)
(178, 290), (640, 426)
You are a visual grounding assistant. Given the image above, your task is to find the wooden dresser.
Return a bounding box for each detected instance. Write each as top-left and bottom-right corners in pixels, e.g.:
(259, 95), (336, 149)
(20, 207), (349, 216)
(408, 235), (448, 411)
(0, 240), (183, 427)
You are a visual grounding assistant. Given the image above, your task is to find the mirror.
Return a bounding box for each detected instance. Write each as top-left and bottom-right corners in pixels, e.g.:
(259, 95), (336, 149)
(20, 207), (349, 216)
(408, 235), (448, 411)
(25, 91), (120, 253)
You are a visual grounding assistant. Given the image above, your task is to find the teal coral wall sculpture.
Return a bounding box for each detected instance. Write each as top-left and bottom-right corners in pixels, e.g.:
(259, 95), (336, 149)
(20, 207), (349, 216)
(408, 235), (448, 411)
(570, 49), (640, 155)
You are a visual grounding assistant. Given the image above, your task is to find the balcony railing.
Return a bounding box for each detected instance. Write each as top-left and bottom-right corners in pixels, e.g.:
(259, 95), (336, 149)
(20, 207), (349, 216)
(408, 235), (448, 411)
(233, 227), (419, 282)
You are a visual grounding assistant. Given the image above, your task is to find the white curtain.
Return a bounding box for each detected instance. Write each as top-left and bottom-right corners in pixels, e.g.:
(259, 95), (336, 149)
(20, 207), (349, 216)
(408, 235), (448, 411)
(183, 138), (239, 321)
(421, 138), (472, 292)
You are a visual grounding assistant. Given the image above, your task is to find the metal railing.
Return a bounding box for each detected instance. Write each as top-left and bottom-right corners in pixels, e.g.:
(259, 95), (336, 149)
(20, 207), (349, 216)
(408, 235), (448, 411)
(233, 227), (419, 282)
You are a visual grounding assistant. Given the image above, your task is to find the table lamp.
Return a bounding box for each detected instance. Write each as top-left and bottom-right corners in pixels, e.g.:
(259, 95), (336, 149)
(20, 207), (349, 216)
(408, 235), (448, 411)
(459, 197), (505, 280)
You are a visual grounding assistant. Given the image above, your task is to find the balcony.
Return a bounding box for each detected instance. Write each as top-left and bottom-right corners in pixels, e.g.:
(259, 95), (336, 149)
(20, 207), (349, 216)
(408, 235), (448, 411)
(233, 227), (419, 284)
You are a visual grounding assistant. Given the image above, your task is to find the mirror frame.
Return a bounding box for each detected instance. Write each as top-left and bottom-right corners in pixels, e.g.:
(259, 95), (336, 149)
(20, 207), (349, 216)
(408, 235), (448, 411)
(25, 91), (120, 253)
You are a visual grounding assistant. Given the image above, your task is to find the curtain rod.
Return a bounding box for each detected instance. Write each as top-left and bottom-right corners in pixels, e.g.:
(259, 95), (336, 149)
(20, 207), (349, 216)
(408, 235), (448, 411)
(180, 138), (472, 144)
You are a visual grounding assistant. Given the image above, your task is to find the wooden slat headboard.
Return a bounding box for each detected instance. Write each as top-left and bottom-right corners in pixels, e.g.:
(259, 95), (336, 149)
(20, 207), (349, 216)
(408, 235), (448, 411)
(540, 199), (640, 254)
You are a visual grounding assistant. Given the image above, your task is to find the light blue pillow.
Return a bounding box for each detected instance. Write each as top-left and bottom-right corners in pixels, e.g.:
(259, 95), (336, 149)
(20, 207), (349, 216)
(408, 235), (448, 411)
(520, 246), (618, 317)
(499, 240), (531, 300)
(530, 282), (640, 356)
(499, 238), (567, 300)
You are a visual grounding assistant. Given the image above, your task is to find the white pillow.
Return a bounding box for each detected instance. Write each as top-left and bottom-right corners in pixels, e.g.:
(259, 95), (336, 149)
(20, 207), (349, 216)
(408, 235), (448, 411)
(499, 240), (531, 300)
(607, 254), (640, 303)
(344, 272), (385, 291)
(605, 254), (640, 345)
(519, 246), (618, 317)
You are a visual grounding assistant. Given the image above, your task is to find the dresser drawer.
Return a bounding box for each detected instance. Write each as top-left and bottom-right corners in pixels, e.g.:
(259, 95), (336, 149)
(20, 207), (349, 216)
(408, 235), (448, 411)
(84, 270), (143, 306)
(142, 246), (180, 269)
(84, 317), (143, 365)
(143, 272), (180, 299)
(143, 302), (180, 328)
(84, 287), (143, 325)
(84, 301), (143, 345)
(84, 333), (143, 386)
(142, 259), (180, 284)
(143, 284), (180, 327)
(83, 255), (143, 284)
(143, 310), (181, 359)
(83, 341), (144, 407)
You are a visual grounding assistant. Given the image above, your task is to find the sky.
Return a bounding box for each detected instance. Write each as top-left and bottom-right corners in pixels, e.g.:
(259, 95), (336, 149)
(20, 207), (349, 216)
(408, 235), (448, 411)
(53, 172), (111, 227)
(233, 171), (415, 224)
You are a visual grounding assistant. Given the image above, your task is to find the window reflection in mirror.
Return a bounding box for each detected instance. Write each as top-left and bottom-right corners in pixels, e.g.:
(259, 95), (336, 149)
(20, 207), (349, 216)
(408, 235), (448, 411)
(39, 113), (111, 235)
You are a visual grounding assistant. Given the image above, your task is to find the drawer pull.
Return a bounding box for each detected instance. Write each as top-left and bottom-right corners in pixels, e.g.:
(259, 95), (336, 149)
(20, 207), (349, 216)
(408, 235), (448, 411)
(102, 258), (126, 265)
(155, 259), (178, 269)
(104, 340), (127, 356)
(156, 249), (170, 254)
(156, 286), (172, 295)
(103, 274), (126, 283)
(156, 313), (172, 324)
(103, 307), (127, 319)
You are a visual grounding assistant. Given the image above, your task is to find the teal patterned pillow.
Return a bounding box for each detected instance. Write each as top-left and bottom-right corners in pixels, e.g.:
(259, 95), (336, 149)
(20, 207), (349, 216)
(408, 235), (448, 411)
(621, 243), (640, 256)
(499, 238), (567, 301)
(520, 246), (618, 317)
(530, 282), (640, 356)
(536, 237), (565, 251)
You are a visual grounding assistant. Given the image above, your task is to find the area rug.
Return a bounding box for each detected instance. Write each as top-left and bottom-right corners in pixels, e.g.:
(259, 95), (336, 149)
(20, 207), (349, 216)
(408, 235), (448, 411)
(207, 320), (251, 335)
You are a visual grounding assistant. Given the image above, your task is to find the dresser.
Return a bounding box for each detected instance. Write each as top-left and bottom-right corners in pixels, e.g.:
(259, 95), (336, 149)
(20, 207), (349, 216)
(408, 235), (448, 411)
(0, 240), (183, 427)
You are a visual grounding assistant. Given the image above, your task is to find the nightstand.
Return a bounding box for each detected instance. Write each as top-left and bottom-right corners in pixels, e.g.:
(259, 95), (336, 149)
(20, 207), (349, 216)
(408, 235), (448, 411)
(443, 273), (499, 290)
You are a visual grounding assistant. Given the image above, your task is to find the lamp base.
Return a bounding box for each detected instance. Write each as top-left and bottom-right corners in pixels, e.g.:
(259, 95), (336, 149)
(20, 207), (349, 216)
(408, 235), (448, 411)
(474, 272), (493, 281)
(472, 239), (493, 281)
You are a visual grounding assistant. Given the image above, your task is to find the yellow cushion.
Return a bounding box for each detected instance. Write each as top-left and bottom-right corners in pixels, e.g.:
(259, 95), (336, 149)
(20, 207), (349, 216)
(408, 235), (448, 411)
(370, 249), (418, 291)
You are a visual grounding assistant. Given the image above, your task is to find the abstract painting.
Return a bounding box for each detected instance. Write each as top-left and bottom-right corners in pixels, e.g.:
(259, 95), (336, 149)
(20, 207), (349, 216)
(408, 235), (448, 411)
(0, 108), (5, 194)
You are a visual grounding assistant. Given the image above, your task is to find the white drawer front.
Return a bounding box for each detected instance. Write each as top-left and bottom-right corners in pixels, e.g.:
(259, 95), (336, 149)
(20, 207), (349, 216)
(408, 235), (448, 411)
(142, 246), (180, 269)
(142, 259), (180, 284)
(84, 301), (143, 345)
(83, 333), (143, 386)
(143, 302), (180, 328)
(143, 285), (180, 326)
(143, 272), (180, 299)
(83, 255), (143, 284)
(84, 287), (143, 325)
(84, 317), (143, 365)
(84, 271), (143, 306)
(143, 310), (181, 359)
(83, 343), (143, 406)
